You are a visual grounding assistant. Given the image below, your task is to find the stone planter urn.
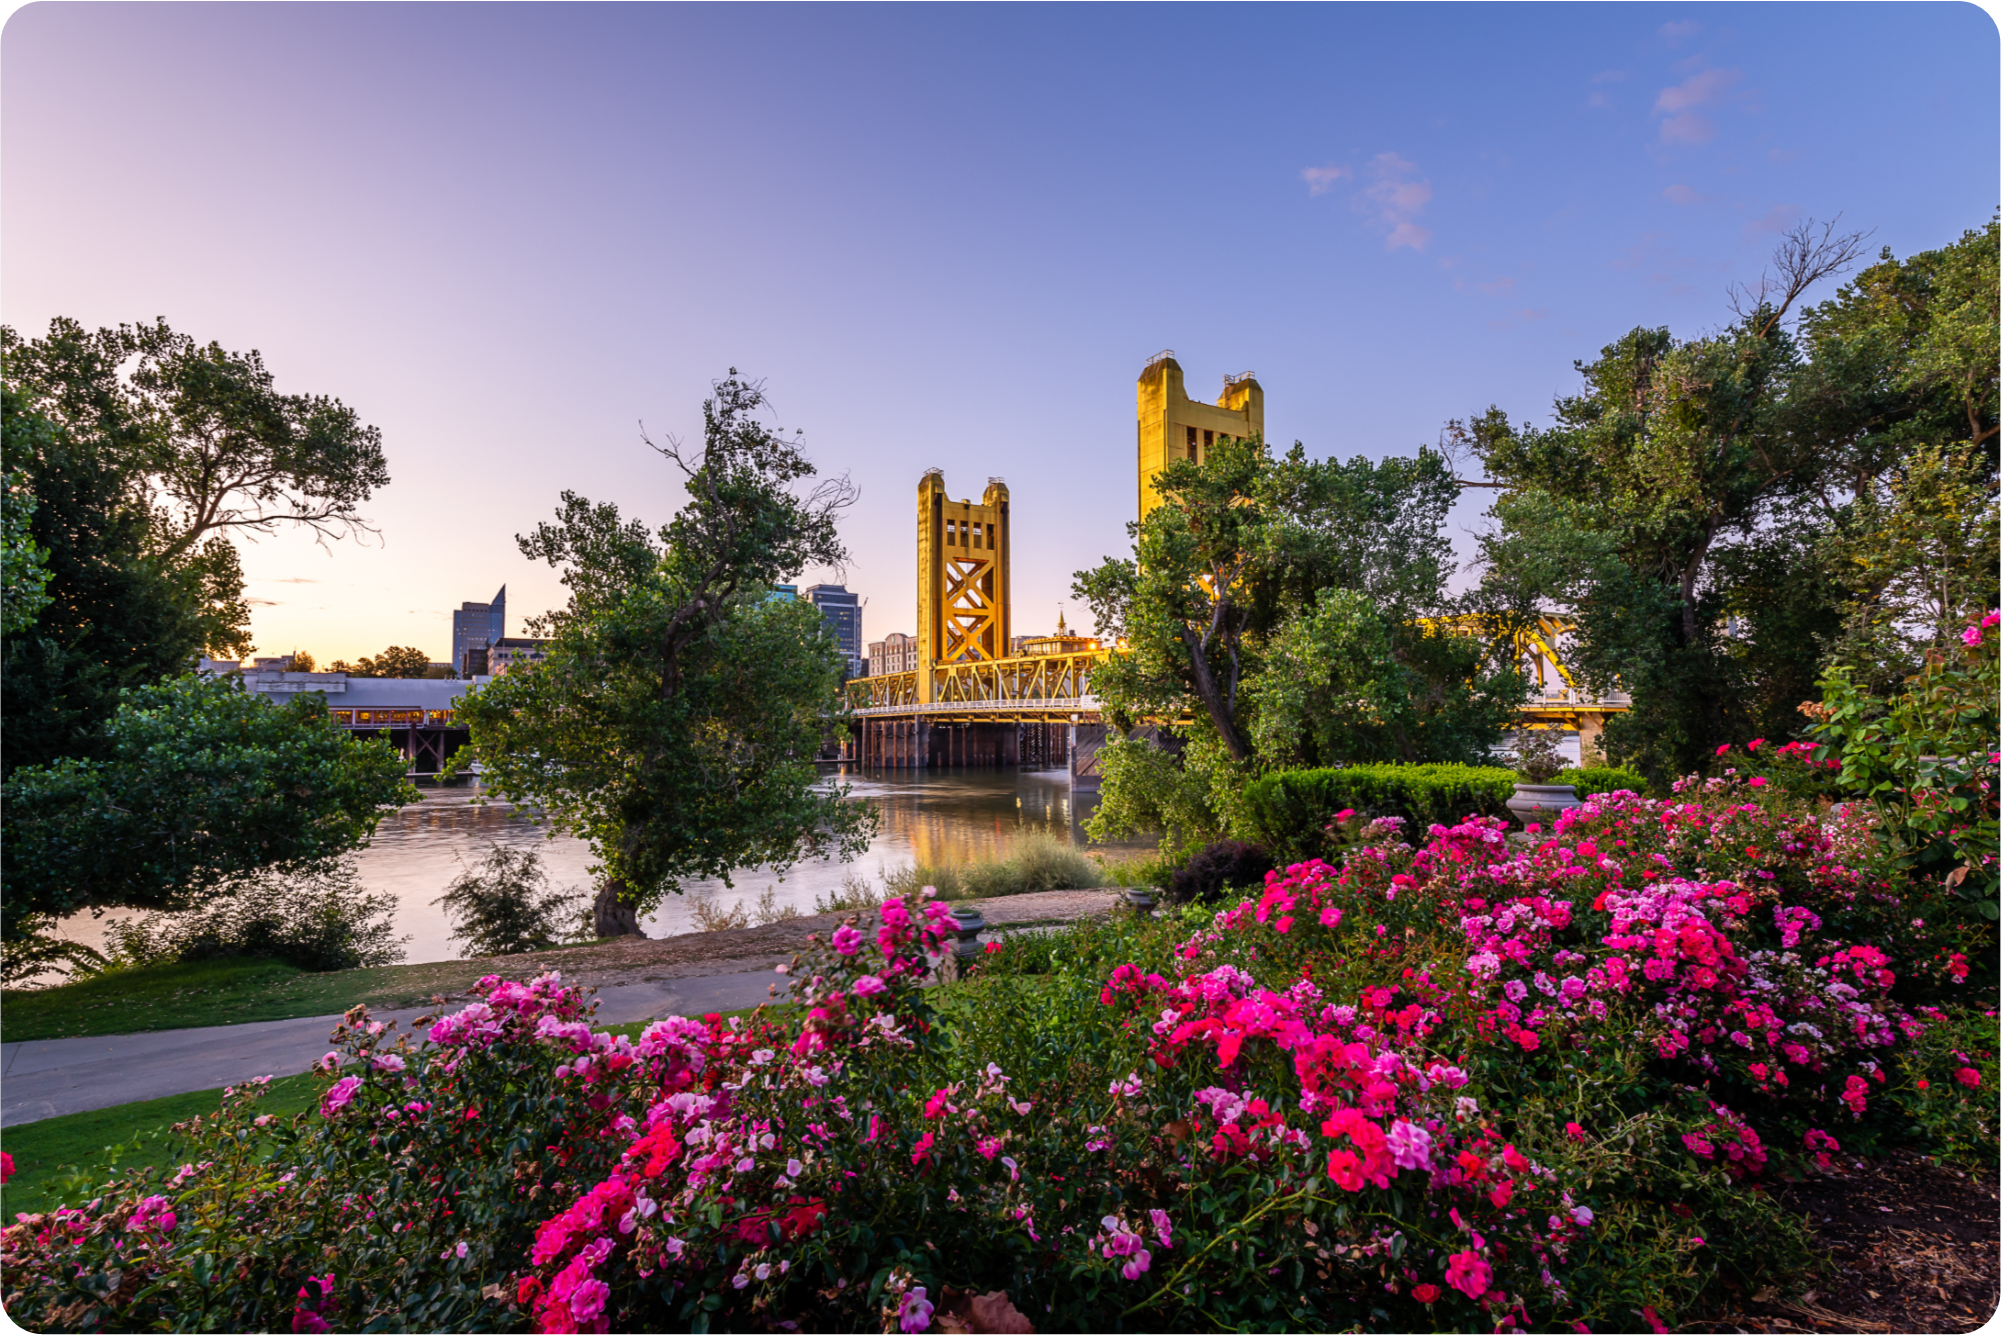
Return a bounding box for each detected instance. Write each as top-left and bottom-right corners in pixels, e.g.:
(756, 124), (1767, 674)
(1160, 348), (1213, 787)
(1121, 886), (1158, 917)
(1506, 783), (1583, 830)
(947, 904), (987, 961)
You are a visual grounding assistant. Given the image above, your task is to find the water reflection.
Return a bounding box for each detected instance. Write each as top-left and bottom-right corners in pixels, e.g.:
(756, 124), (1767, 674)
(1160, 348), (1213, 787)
(54, 765), (1153, 968)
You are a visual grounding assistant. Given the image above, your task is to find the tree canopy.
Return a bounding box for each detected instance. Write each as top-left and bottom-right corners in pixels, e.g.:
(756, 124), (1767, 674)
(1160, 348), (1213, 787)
(1, 317), (389, 771)
(1, 673), (416, 975)
(1074, 436), (1524, 855)
(1469, 216), (1998, 784)
(449, 373), (875, 935)
(331, 645), (434, 678)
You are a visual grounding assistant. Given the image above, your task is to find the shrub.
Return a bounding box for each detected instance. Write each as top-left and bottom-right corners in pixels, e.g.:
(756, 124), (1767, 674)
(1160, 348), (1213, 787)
(1236, 762), (1515, 863)
(1557, 764), (1648, 797)
(875, 831), (1106, 903)
(0, 912), (106, 987)
(433, 845), (587, 957)
(1165, 838), (1273, 904)
(6, 776), (1989, 1335)
(1510, 729), (1566, 782)
(103, 859), (405, 972)
(685, 886), (802, 932)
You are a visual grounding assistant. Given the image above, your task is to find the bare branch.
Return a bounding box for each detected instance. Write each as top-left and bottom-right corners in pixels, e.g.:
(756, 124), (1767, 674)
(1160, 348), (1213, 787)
(1727, 216), (1872, 336)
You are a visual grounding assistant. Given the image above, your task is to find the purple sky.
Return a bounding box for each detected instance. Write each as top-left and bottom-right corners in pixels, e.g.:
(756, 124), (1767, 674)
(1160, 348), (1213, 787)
(4, 3), (1994, 661)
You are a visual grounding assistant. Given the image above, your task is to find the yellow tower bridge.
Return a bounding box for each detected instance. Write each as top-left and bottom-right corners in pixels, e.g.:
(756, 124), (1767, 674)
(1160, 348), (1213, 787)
(843, 354), (1625, 781)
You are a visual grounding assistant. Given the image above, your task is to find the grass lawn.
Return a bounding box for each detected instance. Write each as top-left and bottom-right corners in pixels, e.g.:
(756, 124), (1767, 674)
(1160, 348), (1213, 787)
(0, 1004), (780, 1222)
(0, 1072), (320, 1220)
(1, 956), (513, 1044)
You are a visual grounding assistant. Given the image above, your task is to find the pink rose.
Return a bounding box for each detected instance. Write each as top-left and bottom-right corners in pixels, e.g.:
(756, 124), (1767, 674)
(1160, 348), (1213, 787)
(831, 925), (865, 956)
(320, 1075), (364, 1117)
(1445, 1249), (1491, 1299)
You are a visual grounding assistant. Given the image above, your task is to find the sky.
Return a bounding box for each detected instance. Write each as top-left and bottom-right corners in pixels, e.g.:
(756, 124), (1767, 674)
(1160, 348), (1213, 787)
(3, 2), (1995, 663)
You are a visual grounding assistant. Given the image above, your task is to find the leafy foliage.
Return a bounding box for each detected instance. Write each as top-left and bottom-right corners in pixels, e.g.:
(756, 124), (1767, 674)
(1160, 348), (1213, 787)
(4, 780), (1989, 1334)
(1470, 217), (1997, 786)
(1, 467), (50, 635)
(103, 859), (407, 973)
(1076, 439), (1525, 853)
(1236, 763), (1518, 864)
(434, 845), (590, 957)
(330, 645), (434, 678)
(1, 674), (417, 943)
(449, 374), (875, 934)
(1803, 608), (2000, 920)
(2, 316), (389, 772)
(1165, 839), (1274, 905)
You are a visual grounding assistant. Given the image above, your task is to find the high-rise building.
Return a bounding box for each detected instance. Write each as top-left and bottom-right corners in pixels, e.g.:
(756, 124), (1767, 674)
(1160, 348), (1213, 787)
(803, 583), (863, 673)
(452, 586), (506, 676)
(1136, 352), (1263, 520)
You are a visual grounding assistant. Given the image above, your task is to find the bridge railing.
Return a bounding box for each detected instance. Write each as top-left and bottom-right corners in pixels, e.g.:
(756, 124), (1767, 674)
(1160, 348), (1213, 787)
(845, 650), (1110, 714)
(843, 638), (1627, 719)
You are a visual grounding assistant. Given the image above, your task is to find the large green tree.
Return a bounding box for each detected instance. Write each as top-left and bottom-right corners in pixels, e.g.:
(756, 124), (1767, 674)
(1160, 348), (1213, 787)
(450, 374), (875, 936)
(1471, 217), (1997, 785)
(1, 674), (416, 980)
(1074, 436), (1525, 855)
(1, 465), (50, 636)
(1, 317), (389, 771)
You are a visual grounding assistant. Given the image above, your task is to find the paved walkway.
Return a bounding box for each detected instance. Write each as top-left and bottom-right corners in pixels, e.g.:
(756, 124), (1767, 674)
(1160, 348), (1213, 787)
(0, 890), (1126, 1127)
(1, 969), (791, 1126)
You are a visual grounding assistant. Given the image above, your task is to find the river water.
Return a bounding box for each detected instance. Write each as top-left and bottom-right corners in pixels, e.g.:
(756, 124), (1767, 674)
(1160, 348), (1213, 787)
(53, 766), (1151, 968)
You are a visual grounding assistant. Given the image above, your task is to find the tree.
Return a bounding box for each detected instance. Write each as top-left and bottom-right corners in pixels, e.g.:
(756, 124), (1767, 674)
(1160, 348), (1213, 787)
(1819, 441), (1999, 690)
(1471, 222), (1897, 781)
(1074, 436), (1524, 855)
(287, 649), (318, 673)
(1, 674), (417, 972)
(332, 645), (432, 678)
(1, 468), (50, 636)
(434, 845), (587, 957)
(1, 385), (227, 774)
(1, 317), (389, 769)
(1471, 217), (1996, 784)
(449, 373), (875, 936)
(0, 317), (389, 557)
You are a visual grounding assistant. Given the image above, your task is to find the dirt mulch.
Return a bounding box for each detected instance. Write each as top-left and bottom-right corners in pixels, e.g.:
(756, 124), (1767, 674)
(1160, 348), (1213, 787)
(1699, 1151), (1999, 1334)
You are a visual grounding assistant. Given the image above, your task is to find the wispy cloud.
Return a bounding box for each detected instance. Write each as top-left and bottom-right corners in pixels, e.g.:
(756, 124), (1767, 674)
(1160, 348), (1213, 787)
(1300, 163), (1352, 197)
(1746, 202), (1801, 236)
(1474, 276), (1517, 296)
(1361, 152), (1433, 251)
(1653, 67), (1740, 144)
(1658, 20), (1701, 43)
(1662, 183), (1714, 206)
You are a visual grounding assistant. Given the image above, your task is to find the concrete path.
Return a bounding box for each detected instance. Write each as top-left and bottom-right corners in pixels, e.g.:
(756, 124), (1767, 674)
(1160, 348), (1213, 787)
(1, 969), (792, 1126)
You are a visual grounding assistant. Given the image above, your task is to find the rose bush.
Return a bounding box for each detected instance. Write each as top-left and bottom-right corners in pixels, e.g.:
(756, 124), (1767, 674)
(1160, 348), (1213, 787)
(3, 776), (1991, 1332)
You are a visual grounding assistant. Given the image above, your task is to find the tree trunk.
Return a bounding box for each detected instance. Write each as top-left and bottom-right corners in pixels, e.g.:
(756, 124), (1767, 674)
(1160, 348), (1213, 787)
(1181, 625), (1252, 762)
(593, 880), (642, 938)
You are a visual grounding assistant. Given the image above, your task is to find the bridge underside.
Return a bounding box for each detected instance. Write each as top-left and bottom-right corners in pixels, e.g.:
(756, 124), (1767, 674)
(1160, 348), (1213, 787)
(348, 724), (470, 775)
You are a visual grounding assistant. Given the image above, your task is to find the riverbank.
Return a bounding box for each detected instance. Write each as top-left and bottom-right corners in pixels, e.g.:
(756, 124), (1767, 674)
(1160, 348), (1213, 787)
(0, 888), (1123, 1044)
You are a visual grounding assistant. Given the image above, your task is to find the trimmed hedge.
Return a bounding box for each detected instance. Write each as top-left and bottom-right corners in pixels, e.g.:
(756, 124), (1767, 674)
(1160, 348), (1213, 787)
(1237, 764), (1517, 865)
(1557, 765), (1649, 797)
(1237, 763), (1653, 865)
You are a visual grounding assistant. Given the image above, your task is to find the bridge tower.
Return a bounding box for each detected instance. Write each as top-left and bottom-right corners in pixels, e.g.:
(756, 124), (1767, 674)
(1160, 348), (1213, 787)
(915, 469), (1011, 704)
(1136, 351), (1263, 520)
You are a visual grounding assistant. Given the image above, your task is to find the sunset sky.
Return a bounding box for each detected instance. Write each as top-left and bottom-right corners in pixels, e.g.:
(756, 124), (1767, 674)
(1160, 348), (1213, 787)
(4, 3), (1994, 662)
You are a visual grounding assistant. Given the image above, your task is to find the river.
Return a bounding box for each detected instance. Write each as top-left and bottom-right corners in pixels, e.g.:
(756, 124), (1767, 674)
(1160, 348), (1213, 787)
(51, 765), (1153, 968)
